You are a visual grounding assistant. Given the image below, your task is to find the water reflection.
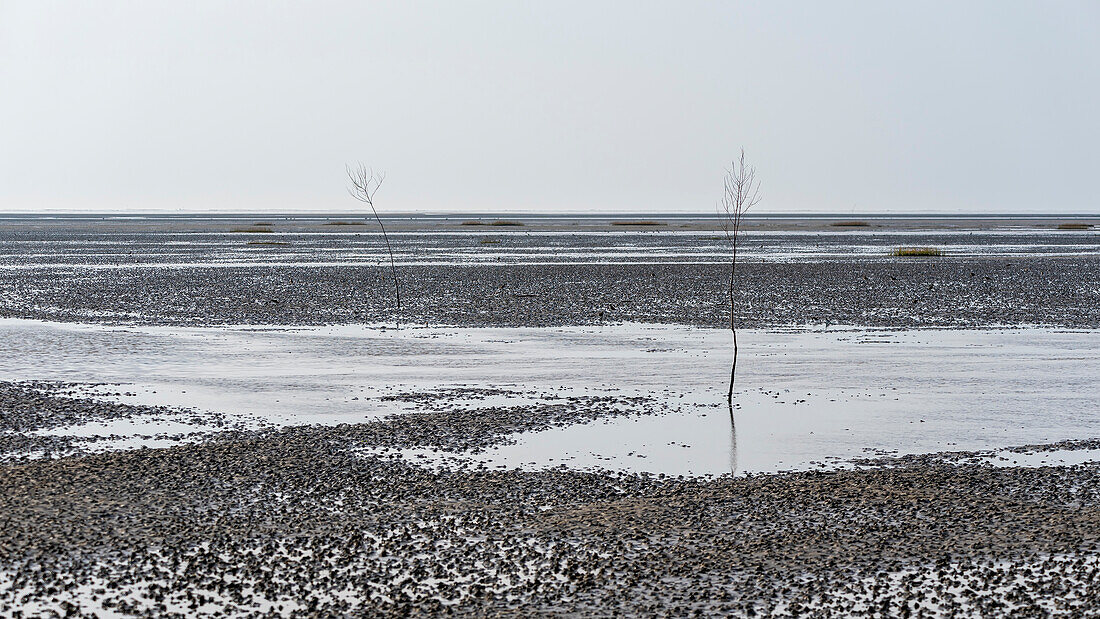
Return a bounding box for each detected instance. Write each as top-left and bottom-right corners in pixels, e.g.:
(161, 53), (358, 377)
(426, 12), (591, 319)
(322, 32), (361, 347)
(2, 319), (1099, 476)
(728, 402), (738, 475)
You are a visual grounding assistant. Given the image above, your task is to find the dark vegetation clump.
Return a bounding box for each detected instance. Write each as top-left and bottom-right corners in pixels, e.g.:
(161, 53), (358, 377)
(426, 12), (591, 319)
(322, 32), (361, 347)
(611, 220), (664, 226)
(893, 247), (943, 257)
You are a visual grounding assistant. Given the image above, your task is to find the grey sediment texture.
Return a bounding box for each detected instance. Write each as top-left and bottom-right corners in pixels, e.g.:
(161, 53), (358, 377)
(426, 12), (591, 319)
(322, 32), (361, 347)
(2, 217), (1100, 615)
(0, 217), (1097, 329)
(0, 382), (234, 464)
(3, 421), (1100, 615)
(2, 259), (1099, 329)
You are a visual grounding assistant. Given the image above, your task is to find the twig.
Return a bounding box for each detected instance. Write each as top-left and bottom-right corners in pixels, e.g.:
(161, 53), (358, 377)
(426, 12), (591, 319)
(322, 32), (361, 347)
(346, 163), (401, 327)
(719, 149), (761, 407)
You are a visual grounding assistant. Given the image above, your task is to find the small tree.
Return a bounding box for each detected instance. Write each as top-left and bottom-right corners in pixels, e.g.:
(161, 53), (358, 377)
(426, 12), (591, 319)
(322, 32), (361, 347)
(720, 149), (761, 407)
(346, 163), (401, 326)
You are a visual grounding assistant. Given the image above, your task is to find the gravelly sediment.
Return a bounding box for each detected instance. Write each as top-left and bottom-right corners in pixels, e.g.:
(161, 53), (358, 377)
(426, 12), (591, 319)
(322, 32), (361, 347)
(0, 383), (669, 462)
(3, 220), (1100, 615)
(3, 258), (1098, 329)
(1, 382), (1100, 615)
(370, 399), (660, 454)
(0, 382), (238, 462)
(851, 438), (1100, 469)
(2, 422), (1100, 616)
(0, 221), (1097, 329)
(0, 382), (223, 433)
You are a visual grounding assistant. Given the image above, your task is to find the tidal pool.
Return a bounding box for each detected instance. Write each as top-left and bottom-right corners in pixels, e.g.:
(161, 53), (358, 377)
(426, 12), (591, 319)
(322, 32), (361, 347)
(1, 318), (1097, 475)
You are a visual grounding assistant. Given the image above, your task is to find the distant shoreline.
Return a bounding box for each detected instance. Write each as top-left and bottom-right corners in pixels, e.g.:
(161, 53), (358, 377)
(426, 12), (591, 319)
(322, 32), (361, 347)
(2, 212), (1096, 235)
(1, 212), (1098, 220)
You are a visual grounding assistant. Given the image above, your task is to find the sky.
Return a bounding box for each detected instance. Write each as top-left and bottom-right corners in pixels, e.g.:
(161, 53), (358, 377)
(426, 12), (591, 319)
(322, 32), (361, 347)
(1, 1), (1098, 214)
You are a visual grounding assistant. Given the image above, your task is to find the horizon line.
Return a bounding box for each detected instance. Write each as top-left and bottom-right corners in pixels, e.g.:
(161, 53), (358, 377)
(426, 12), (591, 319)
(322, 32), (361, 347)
(0, 211), (1097, 219)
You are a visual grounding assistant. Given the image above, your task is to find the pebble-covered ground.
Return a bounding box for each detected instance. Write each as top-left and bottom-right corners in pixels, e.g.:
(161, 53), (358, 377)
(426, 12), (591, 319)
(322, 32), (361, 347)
(0, 382), (237, 464)
(3, 408), (1100, 616)
(3, 381), (1100, 616)
(0, 216), (1097, 329)
(4, 259), (1099, 329)
(2, 216), (1099, 616)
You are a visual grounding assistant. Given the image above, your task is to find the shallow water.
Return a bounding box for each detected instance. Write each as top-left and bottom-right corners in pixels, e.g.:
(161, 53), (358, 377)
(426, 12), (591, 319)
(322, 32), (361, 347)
(1, 224), (1096, 269)
(1, 318), (1098, 475)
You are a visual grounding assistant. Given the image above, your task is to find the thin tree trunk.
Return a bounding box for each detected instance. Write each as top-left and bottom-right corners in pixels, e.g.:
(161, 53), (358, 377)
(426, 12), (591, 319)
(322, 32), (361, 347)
(720, 149), (760, 412)
(346, 165), (401, 329)
(370, 211), (401, 327)
(727, 233), (738, 407)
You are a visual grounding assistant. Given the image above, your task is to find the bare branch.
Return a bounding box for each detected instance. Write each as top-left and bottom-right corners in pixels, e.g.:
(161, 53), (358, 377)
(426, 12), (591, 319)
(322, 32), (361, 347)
(346, 162), (401, 327)
(719, 148), (761, 407)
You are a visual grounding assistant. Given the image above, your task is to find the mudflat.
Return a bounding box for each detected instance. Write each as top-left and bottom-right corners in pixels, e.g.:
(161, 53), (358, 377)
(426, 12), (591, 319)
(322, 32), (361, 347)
(1, 214), (1098, 329)
(1, 214), (1099, 616)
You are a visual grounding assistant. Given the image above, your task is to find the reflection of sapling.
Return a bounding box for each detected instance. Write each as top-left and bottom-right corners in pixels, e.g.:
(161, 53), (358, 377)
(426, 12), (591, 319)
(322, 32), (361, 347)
(719, 149), (761, 407)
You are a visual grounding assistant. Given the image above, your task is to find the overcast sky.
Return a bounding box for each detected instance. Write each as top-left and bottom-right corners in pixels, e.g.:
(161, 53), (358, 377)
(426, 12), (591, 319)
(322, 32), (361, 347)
(1, 1), (1098, 214)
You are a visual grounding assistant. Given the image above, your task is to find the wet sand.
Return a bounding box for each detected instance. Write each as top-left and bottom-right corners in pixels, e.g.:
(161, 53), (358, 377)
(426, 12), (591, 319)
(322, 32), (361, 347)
(1, 214), (1099, 615)
(1, 215), (1098, 329)
(3, 415), (1100, 615)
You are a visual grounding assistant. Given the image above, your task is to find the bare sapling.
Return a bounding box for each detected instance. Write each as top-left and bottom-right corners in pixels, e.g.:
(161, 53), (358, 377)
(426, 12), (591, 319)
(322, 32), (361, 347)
(720, 149), (761, 408)
(346, 163), (401, 327)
